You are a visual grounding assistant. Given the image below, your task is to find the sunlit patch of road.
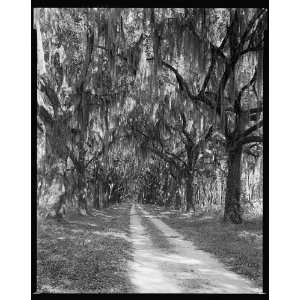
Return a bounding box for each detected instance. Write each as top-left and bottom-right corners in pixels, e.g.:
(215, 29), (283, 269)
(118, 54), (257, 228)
(128, 203), (262, 293)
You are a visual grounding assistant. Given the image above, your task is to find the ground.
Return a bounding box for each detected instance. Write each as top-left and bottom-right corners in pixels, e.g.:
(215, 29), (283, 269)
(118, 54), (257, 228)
(36, 201), (263, 293)
(142, 203), (263, 288)
(36, 202), (133, 293)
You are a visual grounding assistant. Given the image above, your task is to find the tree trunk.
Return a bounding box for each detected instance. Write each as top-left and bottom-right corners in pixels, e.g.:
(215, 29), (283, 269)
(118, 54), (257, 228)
(175, 190), (181, 210)
(37, 179), (44, 205)
(77, 107), (88, 215)
(165, 180), (174, 208)
(77, 146), (87, 215)
(185, 147), (195, 212)
(103, 192), (109, 208)
(185, 174), (195, 212)
(55, 193), (67, 217)
(46, 178), (66, 220)
(93, 165), (100, 209)
(93, 180), (100, 209)
(98, 181), (105, 208)
(46, 193), (67, 220)
(78, 170), (87, 215)
(224, 147), (243, 224)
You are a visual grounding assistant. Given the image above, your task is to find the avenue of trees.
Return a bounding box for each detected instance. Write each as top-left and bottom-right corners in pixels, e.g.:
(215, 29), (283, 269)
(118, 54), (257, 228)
(35, 8), (266, 224)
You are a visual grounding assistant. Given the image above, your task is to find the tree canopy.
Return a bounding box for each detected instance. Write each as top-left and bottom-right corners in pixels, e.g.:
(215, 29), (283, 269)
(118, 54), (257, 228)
(36, 8), (266, 224)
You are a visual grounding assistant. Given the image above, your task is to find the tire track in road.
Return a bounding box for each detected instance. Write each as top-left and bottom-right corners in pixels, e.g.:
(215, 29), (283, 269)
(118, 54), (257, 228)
(129, 203), (262, 293)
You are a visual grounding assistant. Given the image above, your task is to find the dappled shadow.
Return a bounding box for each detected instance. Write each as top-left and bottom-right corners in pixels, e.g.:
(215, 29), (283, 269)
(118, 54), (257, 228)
(37, 201), (134, 293)
(92, 230), (131, 242)
(137, 203), (263, 288)
(130, 204), (260, 293)
(131, 249), (258, 293)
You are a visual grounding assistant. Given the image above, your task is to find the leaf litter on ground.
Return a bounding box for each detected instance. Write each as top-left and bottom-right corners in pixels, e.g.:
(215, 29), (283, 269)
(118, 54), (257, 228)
(37, 201), (134, 293)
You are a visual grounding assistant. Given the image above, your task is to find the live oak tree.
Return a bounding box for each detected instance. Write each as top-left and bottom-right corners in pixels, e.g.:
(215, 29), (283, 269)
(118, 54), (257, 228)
(134, 8), (266, 223)
(127, 93), (216, 212)
(36, 8), (96, 215)
(35, 8), (141, 215)
(35, 8), (266, 223)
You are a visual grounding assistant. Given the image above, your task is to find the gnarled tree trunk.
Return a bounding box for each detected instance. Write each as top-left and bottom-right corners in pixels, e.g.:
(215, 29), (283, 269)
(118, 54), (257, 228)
(93, 181), (100, 209)
(77, 144), (87, 215)
(93, 165), (100, 209)
(46, 177), (67, 220)
(185, 148), (195, 212)
(78, 171), (87, 215)
(224, 147), (243, 224)
(98, 181), (105, 208)
(185, 174), (195, 212)
(175, 190), (181, 210)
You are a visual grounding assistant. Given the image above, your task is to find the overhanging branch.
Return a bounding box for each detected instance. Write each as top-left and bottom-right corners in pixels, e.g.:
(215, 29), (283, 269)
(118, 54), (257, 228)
(239, 8), (267, 51)
(239, 135), (263, 146)
(155, 59), (216, 112)
(236, 68), (257, 112)
(240, 120), (263, 138)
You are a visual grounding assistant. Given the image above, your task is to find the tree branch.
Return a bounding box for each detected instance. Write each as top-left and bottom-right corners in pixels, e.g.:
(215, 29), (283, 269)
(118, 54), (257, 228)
(239, 8), (267, 51)
(201, 46), (216, 92)
(179, 112), (192, 145)
(38, 104), (54, 127)
(236, 68), (257, 112)
(38, 76), (61, 114)
(239, 135), (263, 146)
(240, 45), (264, 56)
(240, 120), (263, 139)
(155, 59), (217, 111)
(67, 147), (81, 172)
(248, 106), (263, 115)
(164, 148), (188, 169)
(148, 145), (183, 171)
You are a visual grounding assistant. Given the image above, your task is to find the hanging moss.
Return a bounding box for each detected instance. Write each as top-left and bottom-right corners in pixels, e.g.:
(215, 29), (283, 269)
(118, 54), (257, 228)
(176, 22), (183, 58)
(169, 33), (175, 63)
(150, 8), (161, 99)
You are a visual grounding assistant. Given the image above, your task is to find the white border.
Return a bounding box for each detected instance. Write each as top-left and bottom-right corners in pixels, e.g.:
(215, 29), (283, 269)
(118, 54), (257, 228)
(0, 2), (31, 299)
(269, 1), (300, 299)
(1, 3), (300, 299)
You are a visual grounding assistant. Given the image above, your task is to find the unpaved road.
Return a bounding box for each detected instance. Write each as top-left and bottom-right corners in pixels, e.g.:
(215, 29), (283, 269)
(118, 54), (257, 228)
(128, 203), (262, 293)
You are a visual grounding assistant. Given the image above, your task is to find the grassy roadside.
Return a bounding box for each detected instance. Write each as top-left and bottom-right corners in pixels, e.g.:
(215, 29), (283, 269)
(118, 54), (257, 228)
(142, 204), (263, 288)
(37, 201), (134, 293)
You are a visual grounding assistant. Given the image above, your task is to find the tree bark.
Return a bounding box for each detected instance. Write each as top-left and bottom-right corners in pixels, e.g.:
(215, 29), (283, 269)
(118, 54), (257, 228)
(77, 140), (87, 215)
(46, 177), (66, 220)
(98, 181), (105, 208)
(93, 181), (100, 209)
(165, 179), (175, 208)
(185, 174), (195, 212)
(224, 147), (243, 224)
(185, 147), (195, 212)
(93, 165), (100, 209)
(175, 190), (181, 210)
(77, 91), (89, 215)
(78, 169), (87, 215)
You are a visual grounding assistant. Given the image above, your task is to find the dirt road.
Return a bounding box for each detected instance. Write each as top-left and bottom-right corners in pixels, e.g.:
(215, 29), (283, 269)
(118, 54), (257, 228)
(128, 203), (261, 293)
